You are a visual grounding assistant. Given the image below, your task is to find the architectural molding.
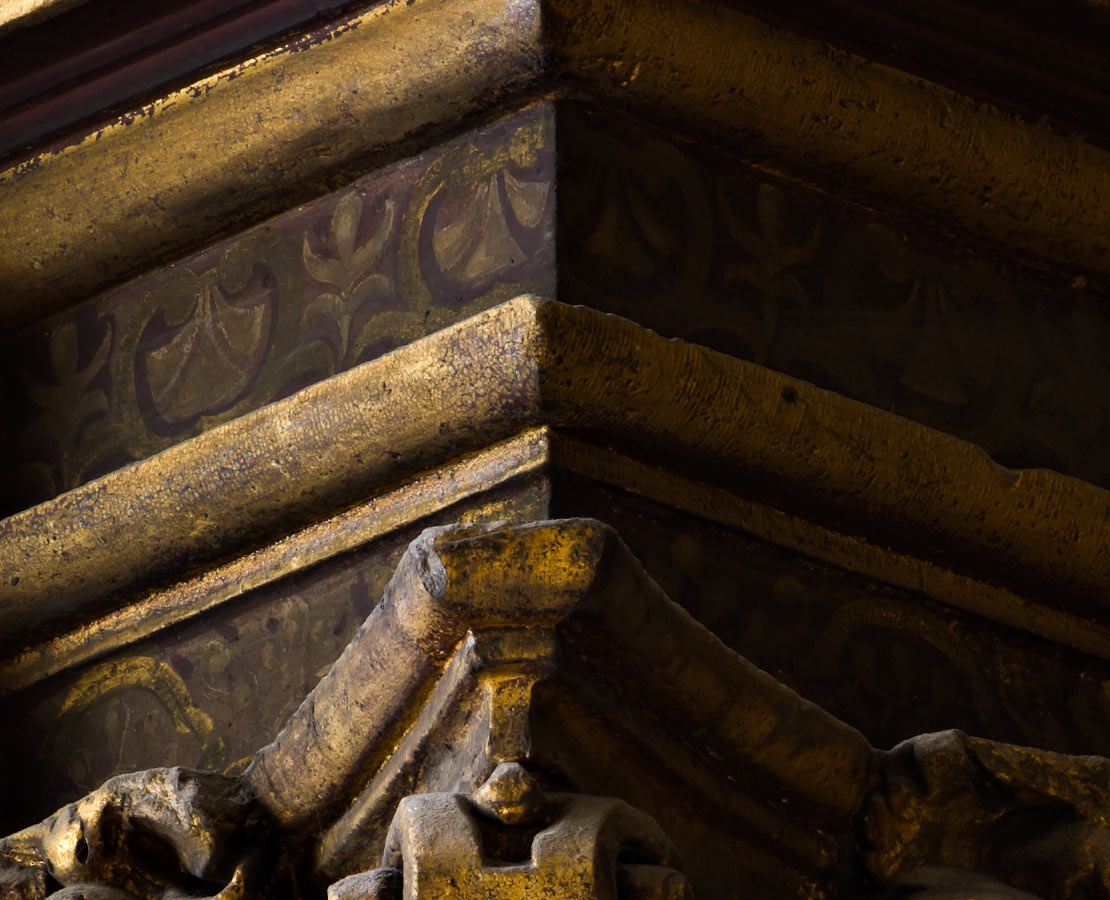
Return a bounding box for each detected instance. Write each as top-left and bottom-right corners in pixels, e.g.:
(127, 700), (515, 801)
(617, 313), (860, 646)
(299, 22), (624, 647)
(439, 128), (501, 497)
(3, 298), (1109, 692)
(2, 0), (1108, 328)
(0, 428), (551, 695)
(3, 2), (1107, 893)
(0, 0), (88, 34)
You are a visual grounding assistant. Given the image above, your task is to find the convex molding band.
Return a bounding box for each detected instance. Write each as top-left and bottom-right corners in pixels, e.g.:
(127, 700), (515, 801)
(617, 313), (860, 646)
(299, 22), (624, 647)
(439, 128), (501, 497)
(1, 0), (1107, 328)
(2, 298), (1107, 658)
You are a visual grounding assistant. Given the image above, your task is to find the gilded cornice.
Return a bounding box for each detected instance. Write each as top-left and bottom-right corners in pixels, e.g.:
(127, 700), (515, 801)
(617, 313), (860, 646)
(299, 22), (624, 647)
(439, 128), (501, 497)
(246, 518), (872, 833)
(2, 298), (1108, 690)
(549, 0), (1110, 279)
(0, 0), (546, 329)
(1, 0), (1107, 329)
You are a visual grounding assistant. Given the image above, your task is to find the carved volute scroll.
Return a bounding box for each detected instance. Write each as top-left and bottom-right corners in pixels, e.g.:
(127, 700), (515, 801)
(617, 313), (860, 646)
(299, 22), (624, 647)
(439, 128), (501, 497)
(0, 769), (285, 900)
(3, 520), (1110, 900)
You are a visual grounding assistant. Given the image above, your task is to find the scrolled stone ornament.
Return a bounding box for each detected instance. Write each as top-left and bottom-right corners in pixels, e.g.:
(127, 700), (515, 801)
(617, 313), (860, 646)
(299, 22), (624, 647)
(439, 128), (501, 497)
(866, 730), (1110, 899)
(0, 769), (282, 900)
(6, 522), (1110, 900)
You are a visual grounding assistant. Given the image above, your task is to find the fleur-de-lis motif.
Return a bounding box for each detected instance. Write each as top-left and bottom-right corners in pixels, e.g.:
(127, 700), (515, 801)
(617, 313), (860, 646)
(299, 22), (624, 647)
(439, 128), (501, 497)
(303, 192), (395, 367)
(720, 183), (822, 362)
(722, 183), (822, 304)
(25, 321), (110, 441)
(20, 318), (122, 493)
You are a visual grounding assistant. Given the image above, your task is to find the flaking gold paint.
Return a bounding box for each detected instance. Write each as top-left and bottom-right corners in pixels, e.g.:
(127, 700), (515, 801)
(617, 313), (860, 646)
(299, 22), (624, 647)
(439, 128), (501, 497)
(2, 0), (1108, 329)
(0, 0), (546, 328)
(0, 427), (551, 695)
(3, 299), (1110, 711)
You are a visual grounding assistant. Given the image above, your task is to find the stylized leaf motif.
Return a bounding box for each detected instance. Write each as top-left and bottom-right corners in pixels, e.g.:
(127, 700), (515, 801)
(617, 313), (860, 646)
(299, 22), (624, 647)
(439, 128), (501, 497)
(722, 183), (823, 287)
(20, 317), (117, 492)
(302, 193), (396, 367)
(503, 170), (548, 230)
(304, 194), (396, 294)
(333, 194), (360, 269)
(430, 168), (553, 288)
(303, 236), (346, 292)
(432, 177), (495, 275)
(720, 183), (822, 361)
(143, 272), (269, 422)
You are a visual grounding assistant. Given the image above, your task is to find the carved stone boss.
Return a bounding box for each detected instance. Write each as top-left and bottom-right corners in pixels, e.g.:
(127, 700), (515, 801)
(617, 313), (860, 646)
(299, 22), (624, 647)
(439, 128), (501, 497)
(3, 520), (1109, 900)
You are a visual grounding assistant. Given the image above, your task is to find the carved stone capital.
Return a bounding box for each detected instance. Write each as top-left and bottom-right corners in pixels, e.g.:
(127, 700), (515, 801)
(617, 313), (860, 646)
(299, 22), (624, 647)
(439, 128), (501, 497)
(4, 520), (1110, 900)
(330, 762), (689, 900)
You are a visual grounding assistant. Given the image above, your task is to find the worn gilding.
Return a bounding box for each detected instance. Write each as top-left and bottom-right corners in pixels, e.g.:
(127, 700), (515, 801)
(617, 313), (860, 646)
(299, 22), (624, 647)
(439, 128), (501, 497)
(0, 0), (545, 328)
(550, 0), (1110, 280)
(2, 298), (1109, 680)
(0, 428), (551, 695)
(1, 0), (1108, 329)
(4, 520), (1110, 900)
(1, 101), (556, 514)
